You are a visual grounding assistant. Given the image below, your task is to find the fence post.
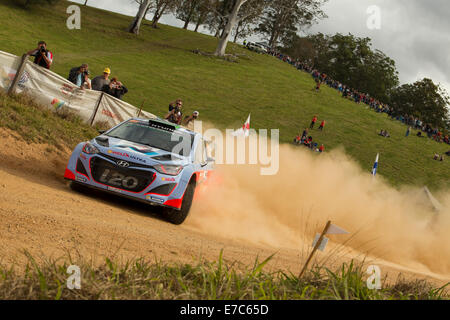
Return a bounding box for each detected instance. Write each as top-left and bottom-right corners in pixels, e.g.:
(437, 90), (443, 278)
(89, 92), (104, 126)
(137, 99), (146, 118)
(8, 54), (29, 95)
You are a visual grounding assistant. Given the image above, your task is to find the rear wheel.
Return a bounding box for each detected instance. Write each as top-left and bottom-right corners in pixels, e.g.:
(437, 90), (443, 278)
(163, 180), (196, 225)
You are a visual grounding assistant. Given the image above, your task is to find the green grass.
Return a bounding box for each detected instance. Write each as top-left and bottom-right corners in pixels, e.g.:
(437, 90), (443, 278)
(0, 0), (449, 189)
(0, 90), (99, 148)
(0, 251), (447, 300)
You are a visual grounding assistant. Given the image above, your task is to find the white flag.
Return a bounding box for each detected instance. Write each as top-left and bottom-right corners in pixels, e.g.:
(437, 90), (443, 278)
(232, 114), (251, 137)
(312, 233), (329, 251)
(326, 224), (350, 235)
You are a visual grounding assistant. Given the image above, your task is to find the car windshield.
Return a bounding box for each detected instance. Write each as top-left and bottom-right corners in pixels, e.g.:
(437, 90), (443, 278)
(106, 120), (194, 156)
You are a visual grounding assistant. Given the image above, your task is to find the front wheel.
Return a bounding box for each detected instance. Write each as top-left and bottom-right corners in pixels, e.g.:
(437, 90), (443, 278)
(162, 181), (195, 225)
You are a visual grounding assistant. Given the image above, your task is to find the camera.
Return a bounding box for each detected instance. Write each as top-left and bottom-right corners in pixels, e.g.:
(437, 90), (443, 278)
(39, 45), (46, 53)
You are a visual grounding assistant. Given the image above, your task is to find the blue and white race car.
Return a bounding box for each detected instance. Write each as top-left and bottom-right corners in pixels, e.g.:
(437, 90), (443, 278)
(64, 118), (214, 224)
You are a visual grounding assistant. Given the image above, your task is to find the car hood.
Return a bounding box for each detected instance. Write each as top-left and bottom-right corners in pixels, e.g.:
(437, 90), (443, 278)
(92, 136), (190, 166)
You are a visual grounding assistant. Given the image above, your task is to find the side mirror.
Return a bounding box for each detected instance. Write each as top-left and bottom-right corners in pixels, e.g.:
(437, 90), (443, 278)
(98, 130), (106, 134)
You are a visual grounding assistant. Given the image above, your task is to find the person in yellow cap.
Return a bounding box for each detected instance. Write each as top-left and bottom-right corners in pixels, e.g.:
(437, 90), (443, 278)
(91, 67), (111, 91)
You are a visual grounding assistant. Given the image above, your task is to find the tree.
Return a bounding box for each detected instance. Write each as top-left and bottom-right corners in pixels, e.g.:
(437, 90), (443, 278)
(208, 0), (265, 56)
(148, 0), (179, 28)
(192, 1), (212, 32)
(213, 0), (248, 56)
(128, 0), (152, 34)
(256, 0), (327, 48)
(298, 33), (399, 102)
(176, 0), (203, 29)
(390, 79), (450, 129)
(231, 0), (265, 42)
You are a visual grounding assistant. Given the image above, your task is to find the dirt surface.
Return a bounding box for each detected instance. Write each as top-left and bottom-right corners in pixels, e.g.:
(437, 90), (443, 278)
(0, 128), (449, 287)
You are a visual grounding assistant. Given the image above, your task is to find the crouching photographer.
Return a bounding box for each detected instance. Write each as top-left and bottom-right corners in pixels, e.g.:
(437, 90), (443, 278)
(26, 41), (53, 69)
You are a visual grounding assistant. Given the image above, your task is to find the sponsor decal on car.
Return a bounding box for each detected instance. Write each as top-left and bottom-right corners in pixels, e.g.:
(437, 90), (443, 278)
(108, 149), (130, 158)
(161, 177), (175, 182)
(76, 176), (87, 183)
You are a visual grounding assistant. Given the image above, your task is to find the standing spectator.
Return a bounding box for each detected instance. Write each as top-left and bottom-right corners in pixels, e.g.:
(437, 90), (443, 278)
(91, 68), (111, 91)
(68, 64), (89, 88)
(165, 106), (183, 125)
(27, 41), (53, 69)
(405, 126), (411, 137)
(319, 120), (326, 131)
(169, 99), (183, 112)
(310, 116), (318, 129)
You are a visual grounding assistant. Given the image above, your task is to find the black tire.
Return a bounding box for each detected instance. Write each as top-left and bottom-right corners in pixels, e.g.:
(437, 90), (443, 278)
(163, 180), (196, 225)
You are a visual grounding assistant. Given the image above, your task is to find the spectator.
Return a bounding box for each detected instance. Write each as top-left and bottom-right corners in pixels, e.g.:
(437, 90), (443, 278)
(405, 126), (411, 137)
(92, 68), (111, 91)
(82, 71), (92, 90)
(319, 144), (325, 153)
(165, 100), (183, 125)
(183, 111), (199, 129)
(310, 116), (318, 129)
(102, 77), (128, 100)
(318, 120), (326, 131)
(314, 79), (321, 91)
(433, 153), (440, 160)
(68, 64), (89, 88)
(169, 99), (183, 112)
(301, 128), (308, 142)
(26, 41), (53, 69)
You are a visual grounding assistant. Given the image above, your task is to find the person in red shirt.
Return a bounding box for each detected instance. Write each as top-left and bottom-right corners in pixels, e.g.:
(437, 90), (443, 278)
(310, 116), (318, 129)
(319, 120), (326, 131)
(319, 144), (325, 153)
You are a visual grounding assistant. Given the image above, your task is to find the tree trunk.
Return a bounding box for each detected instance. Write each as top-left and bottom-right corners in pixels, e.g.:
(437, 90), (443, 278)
(233, 21), (243, 43)
(128, 0), (151, 35)
(194, 20), (201, 32)
(214, 0), (247, 56)
(152, 3), (168, 28)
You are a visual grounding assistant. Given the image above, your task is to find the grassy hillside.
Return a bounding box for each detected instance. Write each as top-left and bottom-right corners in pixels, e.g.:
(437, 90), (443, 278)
(0, 0), (448, 189)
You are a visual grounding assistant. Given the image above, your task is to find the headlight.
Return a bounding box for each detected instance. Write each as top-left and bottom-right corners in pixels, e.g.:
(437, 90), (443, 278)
(153, 164), (183, 176)
(82, 142), (99, 155)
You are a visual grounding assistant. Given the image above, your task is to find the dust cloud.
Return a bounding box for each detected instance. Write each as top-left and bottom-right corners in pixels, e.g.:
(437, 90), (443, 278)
(187, 138), (450, 276)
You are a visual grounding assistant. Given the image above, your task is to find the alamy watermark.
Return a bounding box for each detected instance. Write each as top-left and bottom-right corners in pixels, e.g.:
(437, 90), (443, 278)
(67, 5), (81, 30)
(169, 120), (280, 176)
(366, 265), (382, 290)
(367, 5), (381, 30)
(67, 265), (81, 290)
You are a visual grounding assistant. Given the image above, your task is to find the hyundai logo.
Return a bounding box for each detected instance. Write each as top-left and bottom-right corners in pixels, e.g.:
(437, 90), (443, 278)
(117, 160), (130, 168)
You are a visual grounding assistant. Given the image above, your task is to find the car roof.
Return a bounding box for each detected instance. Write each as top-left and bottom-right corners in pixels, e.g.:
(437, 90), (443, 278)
(131, 117), (197, 135)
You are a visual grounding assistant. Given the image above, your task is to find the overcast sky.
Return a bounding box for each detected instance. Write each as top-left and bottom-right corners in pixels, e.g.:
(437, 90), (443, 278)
(70, 0), (450, 94)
